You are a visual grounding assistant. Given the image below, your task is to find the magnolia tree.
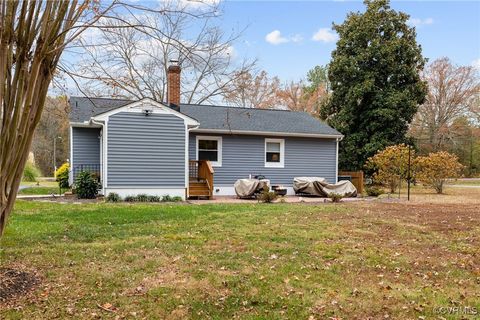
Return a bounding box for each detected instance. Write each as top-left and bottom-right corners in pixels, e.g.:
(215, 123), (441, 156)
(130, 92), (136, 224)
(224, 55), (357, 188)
(365, 144), (414, 193)
(415, 151), (463, 193)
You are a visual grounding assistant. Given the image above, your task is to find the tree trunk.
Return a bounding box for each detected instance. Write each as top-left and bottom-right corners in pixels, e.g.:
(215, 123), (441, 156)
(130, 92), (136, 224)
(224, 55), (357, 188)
(0, 0), (91, 238)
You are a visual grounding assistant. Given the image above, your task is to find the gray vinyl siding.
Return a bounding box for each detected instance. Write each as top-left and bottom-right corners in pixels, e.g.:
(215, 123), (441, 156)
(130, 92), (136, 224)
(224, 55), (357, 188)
(107, 112), (186, 187)
(189, 133), (337, 186)
(71, 127), (101, 178)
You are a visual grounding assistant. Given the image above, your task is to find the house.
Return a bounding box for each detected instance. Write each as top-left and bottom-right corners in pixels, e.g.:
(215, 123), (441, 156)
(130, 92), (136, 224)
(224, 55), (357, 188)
(68, 64), (343, 199)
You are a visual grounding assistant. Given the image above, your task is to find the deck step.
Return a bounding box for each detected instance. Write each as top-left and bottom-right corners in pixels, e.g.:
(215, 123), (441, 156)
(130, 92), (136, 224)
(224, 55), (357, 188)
(188, 181), (211, 198)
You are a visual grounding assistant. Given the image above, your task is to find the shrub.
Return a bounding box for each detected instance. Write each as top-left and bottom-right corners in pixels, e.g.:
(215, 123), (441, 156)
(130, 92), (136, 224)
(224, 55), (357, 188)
(147, 195), (161, 202)
(415, 151), (463, 194)
(162, 195), (173, 202)
(328, 193), (344, 203)
(160, 195), (183, 202)
(106, 192), (121, 202)
(124, 195), (137, 202)
(121, 194), (180, 203)
(55, 162), (70, 189)
(258, 186), (277, 203)
(365, 186), (384, 197)
(136, 194), (149, 202)
(75, 171), (100, 199)
(365, 144), (414, 193)
(23, 161), (41, 182)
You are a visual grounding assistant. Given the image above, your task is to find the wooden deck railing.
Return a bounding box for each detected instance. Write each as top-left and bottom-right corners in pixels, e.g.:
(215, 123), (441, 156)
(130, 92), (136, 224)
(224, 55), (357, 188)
(189, 160), (214, 198)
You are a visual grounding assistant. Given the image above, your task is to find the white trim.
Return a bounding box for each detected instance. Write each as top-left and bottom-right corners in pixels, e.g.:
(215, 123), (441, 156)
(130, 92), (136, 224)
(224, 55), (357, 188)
(99, 128), (103, 188)
(70, 121), (101, 128)
(264, 138), (285, 168)
(185, 124), (189, 190)
(191, 128), (343, 139)
(69, 126), (73, 186)
(104, 188), (186, 200)
(335, 138), (339, 183)
(196, 135), (222, 167)
(91, 98), (199, 127)
(103, 119), (108, 191)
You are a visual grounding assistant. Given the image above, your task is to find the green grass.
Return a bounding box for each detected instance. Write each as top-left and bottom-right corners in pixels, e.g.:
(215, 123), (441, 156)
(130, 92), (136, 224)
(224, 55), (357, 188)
(18, 181), (63, 195)
(18, 187), (62, 195)
(20, 181), (57, 188)
(1, 201), (479, 319)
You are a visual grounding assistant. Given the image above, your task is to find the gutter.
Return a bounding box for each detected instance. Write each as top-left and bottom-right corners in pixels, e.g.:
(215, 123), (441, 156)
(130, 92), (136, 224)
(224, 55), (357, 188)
(190, 128), (344, 139)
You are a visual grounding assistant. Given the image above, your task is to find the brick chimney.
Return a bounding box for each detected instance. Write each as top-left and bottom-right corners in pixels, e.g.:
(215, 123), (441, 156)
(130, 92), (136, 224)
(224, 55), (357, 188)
(167, 60), (181, 108)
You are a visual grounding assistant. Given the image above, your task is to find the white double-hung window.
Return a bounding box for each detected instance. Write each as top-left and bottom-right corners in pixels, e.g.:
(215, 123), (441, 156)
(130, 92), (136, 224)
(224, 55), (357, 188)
(196, 136), (222, 167)
(265, 138), (284, 168)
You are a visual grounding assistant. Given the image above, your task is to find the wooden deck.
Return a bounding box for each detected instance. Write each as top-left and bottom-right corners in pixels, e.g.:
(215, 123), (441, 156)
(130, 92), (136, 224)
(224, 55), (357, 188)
(188, 160), (214, 199)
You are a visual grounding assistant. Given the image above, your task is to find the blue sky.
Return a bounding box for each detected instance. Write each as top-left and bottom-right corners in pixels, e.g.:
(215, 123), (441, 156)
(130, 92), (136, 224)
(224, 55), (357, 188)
(216, 0), (480, 81)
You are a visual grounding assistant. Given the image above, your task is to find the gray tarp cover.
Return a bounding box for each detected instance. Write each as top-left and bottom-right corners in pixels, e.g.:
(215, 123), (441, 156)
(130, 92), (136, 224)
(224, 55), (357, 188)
(293, 177), (357, 197)
(234, 179), (270, 198)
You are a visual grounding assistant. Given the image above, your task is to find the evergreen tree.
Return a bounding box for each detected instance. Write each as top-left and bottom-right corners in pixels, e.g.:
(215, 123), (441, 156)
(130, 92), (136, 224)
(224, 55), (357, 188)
(326, 0), (427, 170)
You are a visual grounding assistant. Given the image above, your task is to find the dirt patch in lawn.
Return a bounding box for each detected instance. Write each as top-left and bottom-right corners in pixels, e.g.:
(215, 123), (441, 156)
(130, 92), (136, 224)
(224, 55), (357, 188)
(363, 202), (480, 233)
(0, 268), (39, 304)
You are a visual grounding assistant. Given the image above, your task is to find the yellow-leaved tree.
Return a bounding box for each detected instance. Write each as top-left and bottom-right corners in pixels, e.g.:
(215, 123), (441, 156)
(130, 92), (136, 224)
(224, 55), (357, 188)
(365, 144), (414, 193)
(415, 151), (463, 194)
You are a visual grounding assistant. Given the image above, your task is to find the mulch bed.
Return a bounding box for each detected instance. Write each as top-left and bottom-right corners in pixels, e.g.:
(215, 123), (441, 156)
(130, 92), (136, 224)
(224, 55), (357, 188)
(0, 268), (39, 303)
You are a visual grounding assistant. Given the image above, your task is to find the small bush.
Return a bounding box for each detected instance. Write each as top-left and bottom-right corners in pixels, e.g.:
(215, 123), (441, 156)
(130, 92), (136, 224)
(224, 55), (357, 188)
(162, 195), (173, 202)
(136, 194), (149, 202)
(328, 193), (344, 203)
(124, 195), (137, 202)
(106, 192), (121, 202)
(161, 195), (183, 202)
(122, 194), (180, 203)
(23, 161), (41, 182)
(55, 162), (70, 189)
(147, 195), (161, 202)
(366, 186), (384, 197)
(75, 171), (100, 199)
(258, 186), (278, 203)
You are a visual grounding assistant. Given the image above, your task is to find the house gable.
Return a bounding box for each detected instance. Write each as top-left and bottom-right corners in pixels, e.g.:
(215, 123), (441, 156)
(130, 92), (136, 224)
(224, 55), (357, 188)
(91, 98), (199, 127)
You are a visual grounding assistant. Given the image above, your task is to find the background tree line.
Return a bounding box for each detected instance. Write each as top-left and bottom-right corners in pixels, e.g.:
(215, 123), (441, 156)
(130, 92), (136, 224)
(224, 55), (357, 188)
(31, 0), (479, 179)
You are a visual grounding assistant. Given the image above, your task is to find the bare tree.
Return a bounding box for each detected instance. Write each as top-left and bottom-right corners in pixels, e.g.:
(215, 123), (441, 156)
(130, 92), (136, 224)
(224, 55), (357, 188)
(31, 96), (70, 175)
(223, 70), (280, 108)
(276, 80), (329, 114)
(69, 1), (255, 104)
(0, 0), (114, 237)
(276, 81), (305, 111)
(411, 57), (480, 150)
(470, 95), (480, 123)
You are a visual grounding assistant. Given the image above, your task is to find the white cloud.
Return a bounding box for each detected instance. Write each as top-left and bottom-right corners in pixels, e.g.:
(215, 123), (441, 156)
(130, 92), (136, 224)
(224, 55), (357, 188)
(265, 30), (304, 45)
(157, 0), (221, 12)
(265, 30), (289, 45)
(407, 17), (434, 27)
(291, 34), (303, 43)
(311, 28), (338, 43)
(472, 58), (480, 70)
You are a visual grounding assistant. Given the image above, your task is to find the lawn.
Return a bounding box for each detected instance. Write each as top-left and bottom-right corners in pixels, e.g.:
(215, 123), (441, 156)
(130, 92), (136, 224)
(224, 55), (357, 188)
(446, 178), (480, 186)
(18, 187), (62, 195)
(1, 195), (479, 319)
(18, 181), (62, 195)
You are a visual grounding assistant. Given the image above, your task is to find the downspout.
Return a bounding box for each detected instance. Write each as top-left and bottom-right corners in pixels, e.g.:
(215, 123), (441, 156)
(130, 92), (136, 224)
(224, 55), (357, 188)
(90, 118), (105, 195)
(335, 135), (344, 183)
(185, 123), (200, 199)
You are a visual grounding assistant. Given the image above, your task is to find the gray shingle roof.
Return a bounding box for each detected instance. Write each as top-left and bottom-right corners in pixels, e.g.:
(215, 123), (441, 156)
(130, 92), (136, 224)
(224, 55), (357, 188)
(69, 96), (133, 123)
(180, 104), (341, 136)
(69, 97), (341, 136)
